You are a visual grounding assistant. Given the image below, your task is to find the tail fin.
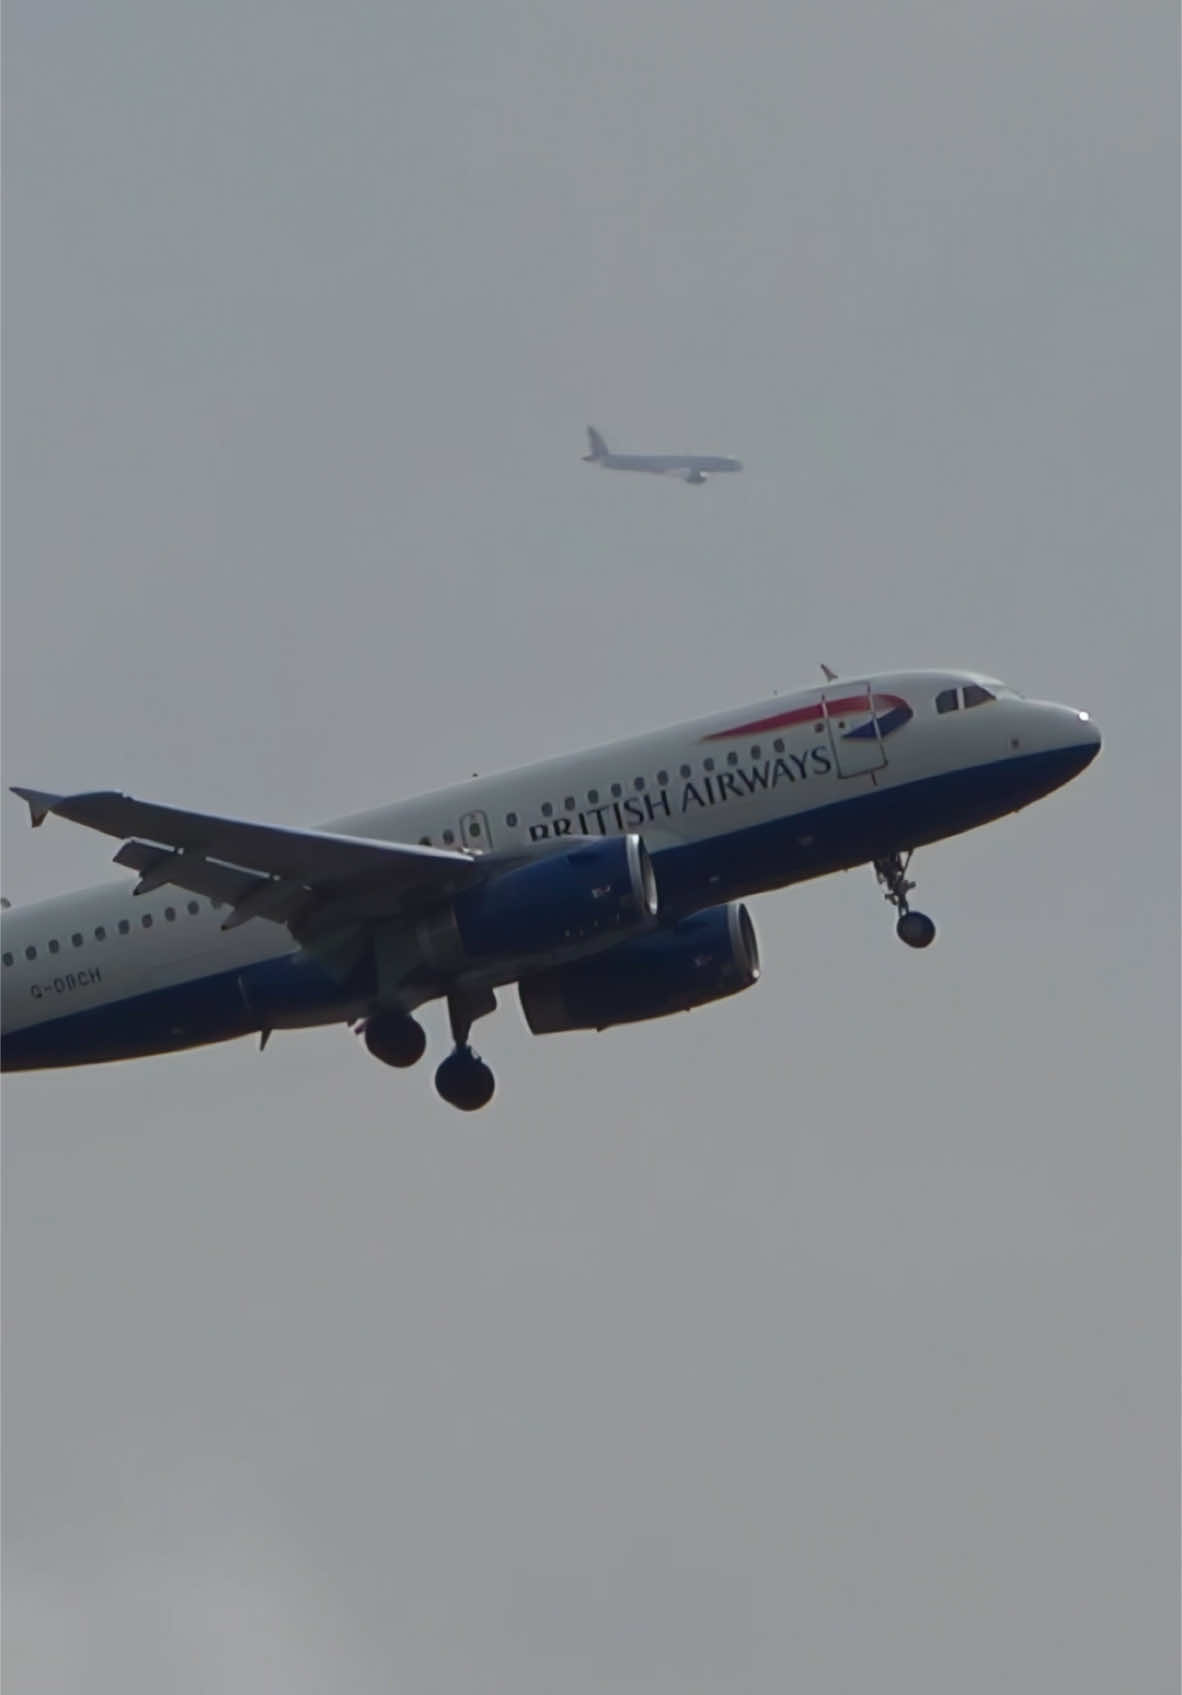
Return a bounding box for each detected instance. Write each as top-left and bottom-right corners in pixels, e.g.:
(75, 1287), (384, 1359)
(584, 426), (608, 462)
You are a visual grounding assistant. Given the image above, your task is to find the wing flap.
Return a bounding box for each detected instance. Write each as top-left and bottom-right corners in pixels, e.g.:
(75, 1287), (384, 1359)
(113, 841), (266, 908)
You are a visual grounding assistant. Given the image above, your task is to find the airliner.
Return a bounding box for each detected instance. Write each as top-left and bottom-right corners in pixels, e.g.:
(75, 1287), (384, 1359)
(1, 670), (1099, 1110)
(582, 427), (742, 484)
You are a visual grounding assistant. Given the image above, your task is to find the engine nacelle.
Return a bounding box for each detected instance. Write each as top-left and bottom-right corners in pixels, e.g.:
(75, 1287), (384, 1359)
(518, 902), (759, 1034)
(418, 834), (658, 972)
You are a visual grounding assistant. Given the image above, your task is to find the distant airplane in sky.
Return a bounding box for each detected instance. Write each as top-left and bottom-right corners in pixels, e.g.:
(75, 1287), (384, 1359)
(583, 426), (742, 484)
(3, 669), (1099, 1110)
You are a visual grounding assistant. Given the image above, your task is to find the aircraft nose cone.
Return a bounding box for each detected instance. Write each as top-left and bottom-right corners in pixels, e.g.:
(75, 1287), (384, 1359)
(1048, 706), (1101, 787)
(1074, 709), (1102, 761)
(1023, 702), (1102, 799)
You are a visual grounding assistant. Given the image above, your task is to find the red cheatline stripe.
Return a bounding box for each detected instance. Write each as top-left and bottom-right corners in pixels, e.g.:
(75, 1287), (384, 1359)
(702, 694), (879, 741)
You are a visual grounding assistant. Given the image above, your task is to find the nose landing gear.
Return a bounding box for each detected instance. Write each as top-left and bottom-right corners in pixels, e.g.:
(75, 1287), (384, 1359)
(896, 909), (937, 949)
(874, 852), (937, 949)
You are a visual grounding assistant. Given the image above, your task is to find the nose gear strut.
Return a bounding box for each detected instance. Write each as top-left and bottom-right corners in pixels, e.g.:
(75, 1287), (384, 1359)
(874, 852), (937, 949)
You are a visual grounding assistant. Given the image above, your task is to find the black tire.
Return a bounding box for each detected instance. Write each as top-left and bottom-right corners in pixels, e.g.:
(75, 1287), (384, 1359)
(896, 911), (936, 949)
(435, 1047), (496, 1111)
(364, 1012), (427, 1068)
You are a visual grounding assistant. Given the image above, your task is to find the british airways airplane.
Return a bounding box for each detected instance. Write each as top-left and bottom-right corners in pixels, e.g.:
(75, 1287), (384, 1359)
(1, 669), (1099, 1110)
(582, 426), (742, 484)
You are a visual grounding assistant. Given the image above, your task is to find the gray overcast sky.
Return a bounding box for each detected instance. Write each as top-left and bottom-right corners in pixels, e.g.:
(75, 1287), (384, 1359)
(3, 1), (1177, 1689)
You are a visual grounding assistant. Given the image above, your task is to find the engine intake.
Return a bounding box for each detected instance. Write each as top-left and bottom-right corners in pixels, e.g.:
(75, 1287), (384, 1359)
(518, 902), (759, 1034)
(419, 834), (658, 972)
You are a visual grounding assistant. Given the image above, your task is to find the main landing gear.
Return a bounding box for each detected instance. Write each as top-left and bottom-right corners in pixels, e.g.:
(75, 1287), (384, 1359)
(358, 994), (497, 1111)
(435, 991), (495, 1111)
(874, 851), (937, 950)
(434, 1046), (495, 1112)
(362, 1009), (427, 1068)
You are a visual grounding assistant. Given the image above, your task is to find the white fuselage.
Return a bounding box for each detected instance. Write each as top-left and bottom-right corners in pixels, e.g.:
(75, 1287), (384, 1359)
(592, 452), (742, 480)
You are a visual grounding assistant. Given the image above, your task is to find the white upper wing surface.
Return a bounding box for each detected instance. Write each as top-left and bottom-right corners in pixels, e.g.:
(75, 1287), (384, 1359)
(11, 788), (480, 931)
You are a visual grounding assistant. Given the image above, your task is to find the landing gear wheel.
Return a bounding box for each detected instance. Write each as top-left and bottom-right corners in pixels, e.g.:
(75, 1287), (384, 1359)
(896, 910), (936, 949)
(435, 1046), (496, 1112)
(363, 1012), (427, 1068)
(874, 851), (936, 949)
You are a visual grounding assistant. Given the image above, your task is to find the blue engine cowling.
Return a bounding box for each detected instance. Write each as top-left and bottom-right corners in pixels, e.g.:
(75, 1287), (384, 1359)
(418, 834), (658, 970)
(517, 902), (759, 1033)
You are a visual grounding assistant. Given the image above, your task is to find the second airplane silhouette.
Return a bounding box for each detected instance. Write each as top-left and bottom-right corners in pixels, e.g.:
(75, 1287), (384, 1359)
(583, 426), (742, 485)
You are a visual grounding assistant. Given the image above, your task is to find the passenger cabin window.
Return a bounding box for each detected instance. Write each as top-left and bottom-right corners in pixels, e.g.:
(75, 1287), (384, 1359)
(187, 902), (199, 915)
(963, 684), (996, 708)
(505, 812), (518, 828)
(936, 688), (959, 714)
(118, 920), (130, 935)
(2, 952), (12, 968)
(49, 939), (61, 954)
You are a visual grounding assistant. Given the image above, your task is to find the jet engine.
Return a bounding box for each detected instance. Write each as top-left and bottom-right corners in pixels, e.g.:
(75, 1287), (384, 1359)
(417, 835), (658, 972)
(518, 902), (759, 1033)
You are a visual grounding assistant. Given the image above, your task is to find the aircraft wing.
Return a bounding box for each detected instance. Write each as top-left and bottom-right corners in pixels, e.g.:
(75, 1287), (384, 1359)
(11, 787), (482, 933)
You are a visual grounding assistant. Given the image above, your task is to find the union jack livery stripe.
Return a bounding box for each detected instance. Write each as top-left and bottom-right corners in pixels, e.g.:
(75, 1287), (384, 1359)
(703, 693), (913, 743)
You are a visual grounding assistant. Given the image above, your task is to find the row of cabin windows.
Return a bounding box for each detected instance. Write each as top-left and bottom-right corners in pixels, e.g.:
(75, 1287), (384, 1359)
(4, 898), (208, 967)
(936, 684), (997, 715)
(516, 736), (811, 826)
(415, 735), (820, 841)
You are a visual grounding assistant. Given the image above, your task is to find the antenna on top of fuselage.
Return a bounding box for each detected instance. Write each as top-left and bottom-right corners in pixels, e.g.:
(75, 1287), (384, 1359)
(820, 664), (838, 682)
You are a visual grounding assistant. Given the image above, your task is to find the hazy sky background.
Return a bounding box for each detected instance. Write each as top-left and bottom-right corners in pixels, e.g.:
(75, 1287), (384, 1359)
(3, 1), (1177, 1689)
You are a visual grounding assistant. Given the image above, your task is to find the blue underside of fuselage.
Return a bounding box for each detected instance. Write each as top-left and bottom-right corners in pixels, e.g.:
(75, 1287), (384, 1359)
(1, 744), (1094, 1072)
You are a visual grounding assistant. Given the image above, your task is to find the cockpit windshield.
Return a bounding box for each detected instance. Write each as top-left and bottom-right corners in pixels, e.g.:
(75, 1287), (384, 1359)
(936, 683), (999, 715)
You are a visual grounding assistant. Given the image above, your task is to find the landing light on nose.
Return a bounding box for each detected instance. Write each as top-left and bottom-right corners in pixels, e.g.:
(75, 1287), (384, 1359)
(1074, 708), (1102, 758)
